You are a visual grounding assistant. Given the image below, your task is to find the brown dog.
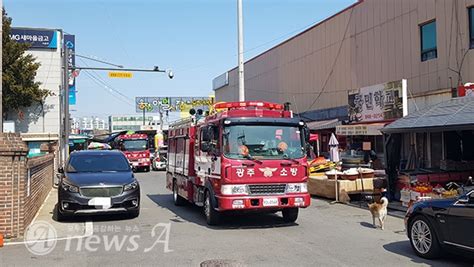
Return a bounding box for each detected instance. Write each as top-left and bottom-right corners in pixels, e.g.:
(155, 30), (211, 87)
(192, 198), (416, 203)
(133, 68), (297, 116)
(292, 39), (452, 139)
(368, 197), (388, 230)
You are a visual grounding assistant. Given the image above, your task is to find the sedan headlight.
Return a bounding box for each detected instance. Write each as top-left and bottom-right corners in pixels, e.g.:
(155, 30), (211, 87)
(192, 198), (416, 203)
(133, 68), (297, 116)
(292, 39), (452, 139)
(285, 183), (308, 193)
(124, 180), (139, 191)
(61, 180), (79, 193)
(221, 184), (249, 195)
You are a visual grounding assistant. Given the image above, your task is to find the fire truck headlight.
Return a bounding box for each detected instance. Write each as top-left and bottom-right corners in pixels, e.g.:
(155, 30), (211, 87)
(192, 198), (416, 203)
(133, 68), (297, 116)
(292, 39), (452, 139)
(285, 183), (307, 193)
(221, 185), (249, 195)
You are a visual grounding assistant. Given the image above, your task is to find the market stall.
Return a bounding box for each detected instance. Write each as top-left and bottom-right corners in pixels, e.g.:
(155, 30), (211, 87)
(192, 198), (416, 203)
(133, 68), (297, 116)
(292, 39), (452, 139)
(382, 97), (474, 208)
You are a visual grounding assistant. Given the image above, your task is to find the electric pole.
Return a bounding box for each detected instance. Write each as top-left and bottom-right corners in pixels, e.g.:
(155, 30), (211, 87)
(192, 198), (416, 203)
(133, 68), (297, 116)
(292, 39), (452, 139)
(61, 37), (69, 165)
(237, 0), (245, 101)
(0, 0), (3, 133)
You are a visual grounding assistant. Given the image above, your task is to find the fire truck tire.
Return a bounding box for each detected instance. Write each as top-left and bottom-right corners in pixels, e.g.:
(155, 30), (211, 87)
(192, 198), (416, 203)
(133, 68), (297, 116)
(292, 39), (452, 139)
(204, 190), (220, 225)
(282, 208), (299, 223)
(173, 180), (187, 206)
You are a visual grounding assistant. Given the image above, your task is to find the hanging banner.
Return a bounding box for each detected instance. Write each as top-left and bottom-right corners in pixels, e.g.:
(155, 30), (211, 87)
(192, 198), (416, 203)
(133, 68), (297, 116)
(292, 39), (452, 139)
(65, 34), (76, 105)
(135, 97), (215, 113)
(10, 28), (58, 49)
(348, 80), (405, 123)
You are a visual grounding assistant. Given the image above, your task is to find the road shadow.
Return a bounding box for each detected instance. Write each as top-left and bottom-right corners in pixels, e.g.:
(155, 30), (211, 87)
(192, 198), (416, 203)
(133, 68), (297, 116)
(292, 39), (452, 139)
(383, 240), (473, 266)
(52, 203), (136, 223)
(359, 221), (376, 229)
(147, 193), (298, 230)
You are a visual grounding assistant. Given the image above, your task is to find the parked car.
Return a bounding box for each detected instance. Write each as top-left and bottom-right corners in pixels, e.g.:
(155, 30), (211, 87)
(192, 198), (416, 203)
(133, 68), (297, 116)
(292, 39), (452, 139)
(405, 189), (474, 259)
(57, 150), (140, 221)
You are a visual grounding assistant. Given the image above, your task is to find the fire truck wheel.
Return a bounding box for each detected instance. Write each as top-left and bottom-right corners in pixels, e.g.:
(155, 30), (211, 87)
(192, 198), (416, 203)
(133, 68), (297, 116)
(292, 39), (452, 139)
(204, 190), (220, 225)
(282, 208), (299, 223)
(173, 180), (186, 206)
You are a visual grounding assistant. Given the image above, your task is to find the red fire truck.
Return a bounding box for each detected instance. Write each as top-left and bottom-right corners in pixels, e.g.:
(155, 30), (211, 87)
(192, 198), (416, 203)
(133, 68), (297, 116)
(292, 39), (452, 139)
(166, 101), (311, 225)
(118, 133), (151, 172)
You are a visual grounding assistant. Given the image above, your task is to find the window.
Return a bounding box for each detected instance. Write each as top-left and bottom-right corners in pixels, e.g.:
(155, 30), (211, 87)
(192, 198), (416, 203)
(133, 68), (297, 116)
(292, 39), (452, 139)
(470, 7), (474, 48)
(420, 20), (437, 61)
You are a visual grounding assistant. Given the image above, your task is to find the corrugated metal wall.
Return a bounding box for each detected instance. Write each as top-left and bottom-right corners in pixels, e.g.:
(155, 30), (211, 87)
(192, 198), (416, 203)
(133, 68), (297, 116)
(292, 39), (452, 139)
(216, 0), (474, 114)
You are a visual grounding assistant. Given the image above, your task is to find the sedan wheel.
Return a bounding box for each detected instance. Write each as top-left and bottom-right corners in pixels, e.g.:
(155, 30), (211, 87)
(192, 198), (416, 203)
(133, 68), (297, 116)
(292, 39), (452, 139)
(409, 216), (441, 259)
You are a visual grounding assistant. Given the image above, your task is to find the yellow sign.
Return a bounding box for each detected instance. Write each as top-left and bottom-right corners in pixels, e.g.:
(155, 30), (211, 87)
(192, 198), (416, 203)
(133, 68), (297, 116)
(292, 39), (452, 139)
(108, 72), (133, 78)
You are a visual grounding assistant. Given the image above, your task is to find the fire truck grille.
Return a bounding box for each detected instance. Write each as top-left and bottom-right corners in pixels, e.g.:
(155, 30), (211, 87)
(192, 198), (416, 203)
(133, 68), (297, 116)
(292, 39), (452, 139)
(248, 184), (286, 195)
(80, 187), (123, 198)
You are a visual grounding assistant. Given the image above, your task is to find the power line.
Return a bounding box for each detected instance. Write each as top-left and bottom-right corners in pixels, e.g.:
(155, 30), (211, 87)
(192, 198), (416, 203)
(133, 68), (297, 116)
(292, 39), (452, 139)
(307, 8), (354, 111)
(78, 57), (135, 103)
(82, 71), (134, 107)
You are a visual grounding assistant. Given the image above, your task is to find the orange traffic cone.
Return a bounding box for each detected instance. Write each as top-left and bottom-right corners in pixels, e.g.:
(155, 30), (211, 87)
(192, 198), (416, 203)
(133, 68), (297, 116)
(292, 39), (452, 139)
(0, 233), (4, 247)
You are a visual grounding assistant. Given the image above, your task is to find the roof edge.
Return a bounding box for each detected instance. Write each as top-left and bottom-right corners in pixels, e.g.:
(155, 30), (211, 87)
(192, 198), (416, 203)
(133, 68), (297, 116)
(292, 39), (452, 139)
(226, 0), (363, 74)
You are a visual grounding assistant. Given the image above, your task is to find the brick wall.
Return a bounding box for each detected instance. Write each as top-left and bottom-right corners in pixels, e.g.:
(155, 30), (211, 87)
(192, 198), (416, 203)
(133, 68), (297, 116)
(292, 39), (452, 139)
(0, 133), (54, 239)
(23, 154), (54, 234)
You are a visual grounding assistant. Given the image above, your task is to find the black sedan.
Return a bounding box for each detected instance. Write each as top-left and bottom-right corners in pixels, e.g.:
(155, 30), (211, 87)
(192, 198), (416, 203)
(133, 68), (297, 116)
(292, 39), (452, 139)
(405, 189), (474, 259)
(57, 150), (140, 221)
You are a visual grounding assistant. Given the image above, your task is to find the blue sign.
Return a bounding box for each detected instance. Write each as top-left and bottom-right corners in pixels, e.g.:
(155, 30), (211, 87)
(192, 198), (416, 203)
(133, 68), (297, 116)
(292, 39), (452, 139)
(65, 34), (77, 105)
(10, 28), (58, 49)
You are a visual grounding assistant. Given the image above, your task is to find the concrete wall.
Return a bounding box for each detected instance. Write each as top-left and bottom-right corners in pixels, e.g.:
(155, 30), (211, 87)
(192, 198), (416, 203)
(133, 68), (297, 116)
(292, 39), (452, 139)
(0, 133), (54, 239)
(8, 30), (62, 135)
(216, 0), (474, 114)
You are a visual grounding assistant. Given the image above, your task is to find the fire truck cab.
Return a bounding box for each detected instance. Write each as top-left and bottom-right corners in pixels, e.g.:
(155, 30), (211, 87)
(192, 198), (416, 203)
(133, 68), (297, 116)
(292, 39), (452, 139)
(118, 133), (151, 172)
(167, 101), (311, 225)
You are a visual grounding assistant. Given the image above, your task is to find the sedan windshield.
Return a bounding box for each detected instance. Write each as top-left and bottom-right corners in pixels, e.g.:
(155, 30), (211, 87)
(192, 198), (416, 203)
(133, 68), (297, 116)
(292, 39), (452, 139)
(122, 140), (148, 152)
(223, 125), (304, 159)
(67, 154), (131, 173)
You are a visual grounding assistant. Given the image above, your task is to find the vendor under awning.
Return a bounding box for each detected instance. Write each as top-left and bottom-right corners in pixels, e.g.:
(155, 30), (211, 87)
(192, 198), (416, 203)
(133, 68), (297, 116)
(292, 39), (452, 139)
(381, 96), (474, 202)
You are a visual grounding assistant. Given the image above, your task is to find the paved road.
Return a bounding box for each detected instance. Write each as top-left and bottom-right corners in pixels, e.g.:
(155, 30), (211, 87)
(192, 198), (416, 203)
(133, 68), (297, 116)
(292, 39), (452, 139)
(1, 171), (472, 266)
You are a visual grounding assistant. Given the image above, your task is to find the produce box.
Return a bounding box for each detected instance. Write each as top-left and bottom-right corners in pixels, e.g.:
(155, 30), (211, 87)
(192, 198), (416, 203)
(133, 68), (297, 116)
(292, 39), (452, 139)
(308, 175), (377, 199)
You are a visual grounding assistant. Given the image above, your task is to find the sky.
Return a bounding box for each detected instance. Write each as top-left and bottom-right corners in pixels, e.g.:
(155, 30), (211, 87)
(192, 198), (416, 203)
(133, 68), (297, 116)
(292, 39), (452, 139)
(5, 0), (356, 120)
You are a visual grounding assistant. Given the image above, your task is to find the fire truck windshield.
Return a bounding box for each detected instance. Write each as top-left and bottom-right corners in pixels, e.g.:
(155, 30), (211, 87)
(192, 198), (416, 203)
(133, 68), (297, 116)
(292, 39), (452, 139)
(223, 125), (304, 160)
(121, 139), (148, 152)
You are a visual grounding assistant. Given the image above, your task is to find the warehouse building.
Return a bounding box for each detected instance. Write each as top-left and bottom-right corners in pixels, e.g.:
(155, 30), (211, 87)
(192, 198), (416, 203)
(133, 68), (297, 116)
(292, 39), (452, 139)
(214, 0), (474, 160)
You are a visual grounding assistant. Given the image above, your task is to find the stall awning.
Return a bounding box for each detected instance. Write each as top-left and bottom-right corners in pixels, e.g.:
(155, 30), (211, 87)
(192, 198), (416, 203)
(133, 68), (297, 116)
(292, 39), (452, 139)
(382, 97), (474, 133)
(336, 123), (385, 136)
(307, 119), (341, 131)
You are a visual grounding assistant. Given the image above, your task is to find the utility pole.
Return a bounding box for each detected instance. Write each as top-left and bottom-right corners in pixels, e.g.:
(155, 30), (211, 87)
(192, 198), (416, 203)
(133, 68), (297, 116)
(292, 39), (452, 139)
(0, 0), (3, 133)
(61, 37), (70, 165)
(237, 0), (245, 101)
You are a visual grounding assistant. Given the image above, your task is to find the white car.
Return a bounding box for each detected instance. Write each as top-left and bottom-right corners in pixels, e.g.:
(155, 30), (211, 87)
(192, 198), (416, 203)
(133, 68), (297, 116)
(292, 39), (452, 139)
(152, 154), (167, 171)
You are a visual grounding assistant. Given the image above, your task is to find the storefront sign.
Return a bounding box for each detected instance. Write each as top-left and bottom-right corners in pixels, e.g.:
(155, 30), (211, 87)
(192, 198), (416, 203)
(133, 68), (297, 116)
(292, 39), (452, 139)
(10, 28), (58, 49)
(336, 124), (384, 136)
(65, 34), (76, 105)
(135, 97), (214, 113)
(348, 80), (406, 123)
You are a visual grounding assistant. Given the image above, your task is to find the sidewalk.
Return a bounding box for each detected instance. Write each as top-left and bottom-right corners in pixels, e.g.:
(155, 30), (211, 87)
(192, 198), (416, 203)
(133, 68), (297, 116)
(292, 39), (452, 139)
(5, 189), (88, 244)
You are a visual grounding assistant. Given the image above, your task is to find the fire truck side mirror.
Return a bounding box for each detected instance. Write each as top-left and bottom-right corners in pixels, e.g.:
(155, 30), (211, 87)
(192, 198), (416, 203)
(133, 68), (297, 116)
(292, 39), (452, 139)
(303, 125), (310, 142)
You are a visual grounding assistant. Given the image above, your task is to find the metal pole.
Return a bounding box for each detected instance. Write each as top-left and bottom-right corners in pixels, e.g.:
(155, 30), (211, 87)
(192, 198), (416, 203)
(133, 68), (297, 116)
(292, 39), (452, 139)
(62, 37), (70, 164)
(142, 108), (145, 126)
(237, 0), (245, 101)
(0, 0), (3, 133)
(159, 110), (163, 131)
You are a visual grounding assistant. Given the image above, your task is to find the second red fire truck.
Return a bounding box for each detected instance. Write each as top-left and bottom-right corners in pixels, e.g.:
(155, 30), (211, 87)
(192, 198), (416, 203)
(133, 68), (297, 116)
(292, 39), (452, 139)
(118, 133), (151, 172)
(166, 101), (311, 225)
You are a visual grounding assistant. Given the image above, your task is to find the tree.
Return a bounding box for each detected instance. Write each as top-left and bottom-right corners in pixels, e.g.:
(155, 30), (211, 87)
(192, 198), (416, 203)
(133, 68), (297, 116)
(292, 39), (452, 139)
(2, 9), (52, 119)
